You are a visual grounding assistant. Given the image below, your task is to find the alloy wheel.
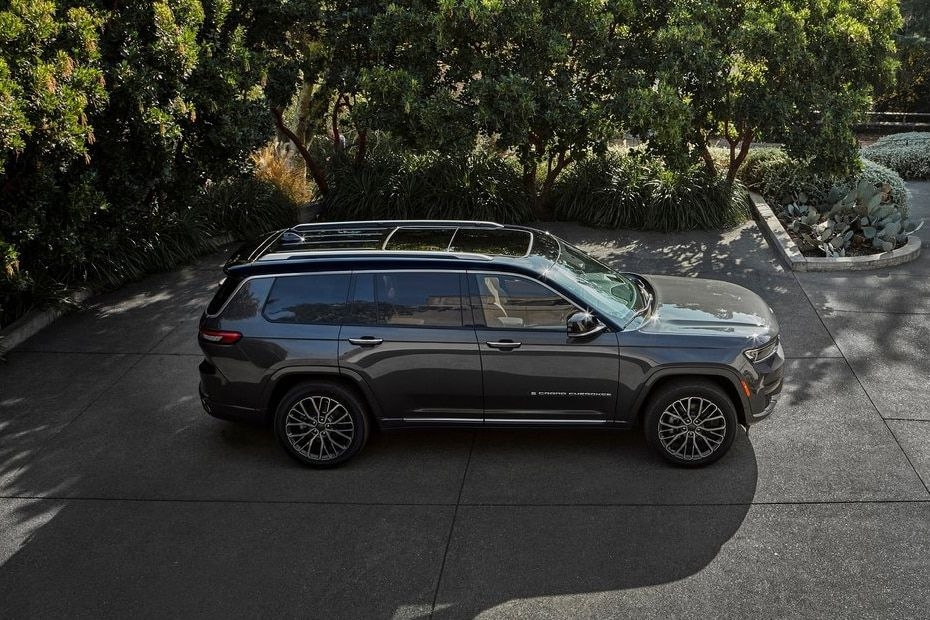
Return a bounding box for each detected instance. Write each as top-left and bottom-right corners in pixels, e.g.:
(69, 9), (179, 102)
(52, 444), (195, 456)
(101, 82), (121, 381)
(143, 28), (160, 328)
(657, 396), (727, 461)
(284, 395), (355, 462)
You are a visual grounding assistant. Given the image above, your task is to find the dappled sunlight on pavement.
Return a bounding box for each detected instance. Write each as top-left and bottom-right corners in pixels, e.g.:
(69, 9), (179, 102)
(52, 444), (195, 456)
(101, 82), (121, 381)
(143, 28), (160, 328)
(2, 212), (929, 616)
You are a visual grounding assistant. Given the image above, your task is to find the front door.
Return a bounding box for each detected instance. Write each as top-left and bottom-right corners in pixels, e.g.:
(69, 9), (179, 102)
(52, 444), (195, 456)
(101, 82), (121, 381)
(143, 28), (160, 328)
(339, 271), (483, 423)
(469, 272), (620, 423)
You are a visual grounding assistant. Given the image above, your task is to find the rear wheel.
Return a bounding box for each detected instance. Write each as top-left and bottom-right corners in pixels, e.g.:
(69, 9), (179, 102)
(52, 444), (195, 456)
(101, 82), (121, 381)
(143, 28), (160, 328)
(274, 382), (370, 467)
(644, 380), (738, 467)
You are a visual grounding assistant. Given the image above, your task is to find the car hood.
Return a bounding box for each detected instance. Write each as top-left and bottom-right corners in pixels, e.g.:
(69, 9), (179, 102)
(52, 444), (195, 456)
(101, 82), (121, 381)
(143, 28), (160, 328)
(636, 275), (778, 344)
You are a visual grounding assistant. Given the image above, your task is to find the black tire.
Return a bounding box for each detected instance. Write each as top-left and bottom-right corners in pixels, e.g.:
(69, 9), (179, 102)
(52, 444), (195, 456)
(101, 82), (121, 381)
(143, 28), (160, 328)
(274, 381), (370, 468)
(643, 379), (738, 467)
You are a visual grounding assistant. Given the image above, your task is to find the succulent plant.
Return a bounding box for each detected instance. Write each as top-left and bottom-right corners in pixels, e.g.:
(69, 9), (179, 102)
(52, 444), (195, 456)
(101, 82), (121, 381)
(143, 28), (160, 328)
(778, 178), (924, 257)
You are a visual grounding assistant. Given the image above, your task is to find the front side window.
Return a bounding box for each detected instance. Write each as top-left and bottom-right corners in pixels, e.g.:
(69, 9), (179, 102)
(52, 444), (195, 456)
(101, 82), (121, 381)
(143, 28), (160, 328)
(349, 272), (465, 327)
(263, 274), (350, 324)
(544, 241), (638, 326)
(470, 273), (576, 329)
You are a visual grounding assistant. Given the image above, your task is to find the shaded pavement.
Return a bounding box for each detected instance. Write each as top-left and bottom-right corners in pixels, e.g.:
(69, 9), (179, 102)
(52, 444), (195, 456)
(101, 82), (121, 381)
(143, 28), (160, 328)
(1, 185), (929, 618)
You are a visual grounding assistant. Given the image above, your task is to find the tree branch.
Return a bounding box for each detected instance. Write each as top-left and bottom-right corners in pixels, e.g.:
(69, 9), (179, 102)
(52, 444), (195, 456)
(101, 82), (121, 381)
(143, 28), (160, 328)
(271, 106), (328, 196)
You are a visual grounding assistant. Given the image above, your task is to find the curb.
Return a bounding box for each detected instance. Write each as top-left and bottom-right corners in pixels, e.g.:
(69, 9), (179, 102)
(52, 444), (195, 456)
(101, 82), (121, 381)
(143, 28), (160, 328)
(749, 192), (922, 272)
(0, 233), (237, 355)
(0, 288), (95, 353)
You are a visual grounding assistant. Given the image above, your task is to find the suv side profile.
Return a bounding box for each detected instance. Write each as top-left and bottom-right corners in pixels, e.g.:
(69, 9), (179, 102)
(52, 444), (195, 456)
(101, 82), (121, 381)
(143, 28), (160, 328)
(199, 221), (783, 468)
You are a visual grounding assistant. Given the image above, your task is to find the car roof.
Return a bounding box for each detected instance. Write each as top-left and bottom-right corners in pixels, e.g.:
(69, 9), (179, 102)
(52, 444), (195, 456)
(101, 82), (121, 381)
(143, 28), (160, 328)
(224, 221), (563, 278)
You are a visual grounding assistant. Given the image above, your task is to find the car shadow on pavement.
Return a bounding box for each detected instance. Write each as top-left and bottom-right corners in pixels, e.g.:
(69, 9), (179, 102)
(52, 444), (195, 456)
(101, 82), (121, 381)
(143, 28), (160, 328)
(0, 398), (758, 617)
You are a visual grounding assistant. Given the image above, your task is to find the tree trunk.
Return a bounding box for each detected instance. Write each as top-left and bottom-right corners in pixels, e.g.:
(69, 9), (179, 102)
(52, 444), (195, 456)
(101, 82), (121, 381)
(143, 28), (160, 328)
(726, 130), (754, 185)
(294, 82), (316, 147)
(537, 152), (572, 221)
(522, 164), (549, 220)
(355, 129), (367, 164)
(700, 146), (718, 177)
(271, 107), (328, 196)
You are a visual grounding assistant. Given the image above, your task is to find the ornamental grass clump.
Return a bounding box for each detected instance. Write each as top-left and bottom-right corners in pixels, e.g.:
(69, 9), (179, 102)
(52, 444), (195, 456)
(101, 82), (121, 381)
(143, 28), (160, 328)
(552, 151), (749, 232)
(861, 133), (930, 180)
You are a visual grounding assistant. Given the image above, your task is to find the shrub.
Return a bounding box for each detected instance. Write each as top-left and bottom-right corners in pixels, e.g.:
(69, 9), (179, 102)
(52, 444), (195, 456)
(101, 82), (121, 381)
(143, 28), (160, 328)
(324, 151), (533, 223)
(739, 148), (834, 207)
(551, 152), (656, 228)
(646, 168), (750, 232)
(552, 151), (749, 232)
(861, 133), (930, 180)
(739, 148), (910, 215)
(202, 176), (300, 240)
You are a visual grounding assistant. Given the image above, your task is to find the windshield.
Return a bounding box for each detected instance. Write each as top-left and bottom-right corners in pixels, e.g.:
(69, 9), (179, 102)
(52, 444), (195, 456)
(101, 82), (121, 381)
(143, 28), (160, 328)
(543, 240), (640, 326)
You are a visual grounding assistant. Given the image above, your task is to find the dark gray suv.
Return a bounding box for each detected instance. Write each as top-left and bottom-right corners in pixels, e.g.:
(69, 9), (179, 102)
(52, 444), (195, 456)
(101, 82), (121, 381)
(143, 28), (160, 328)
(198, 221), (783, 468)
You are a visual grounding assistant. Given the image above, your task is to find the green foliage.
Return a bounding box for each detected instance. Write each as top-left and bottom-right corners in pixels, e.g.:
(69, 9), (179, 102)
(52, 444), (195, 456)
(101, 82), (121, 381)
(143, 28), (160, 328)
(552, 152), (656, 229)
(739, 148), (910, 216)
(876, 0), (930, 112)
(357, 0), (640, 216)
(0, 0), (282, 327)
(325, 151), (533, 223)
(739, 148), (838, 207)
(633, 0), (902, 181)
(861, 133), (930, 180)
(553, 152), (750, 232)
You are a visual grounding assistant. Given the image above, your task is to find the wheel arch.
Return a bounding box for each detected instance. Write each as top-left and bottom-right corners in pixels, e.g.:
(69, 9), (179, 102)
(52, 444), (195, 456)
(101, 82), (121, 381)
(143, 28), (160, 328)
(262, 367), (384, 427)
(632, 367), (748, 426)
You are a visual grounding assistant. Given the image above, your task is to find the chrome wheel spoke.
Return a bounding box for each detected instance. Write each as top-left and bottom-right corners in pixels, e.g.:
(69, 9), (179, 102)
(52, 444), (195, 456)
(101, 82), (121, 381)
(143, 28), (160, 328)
(658, 396), (727, 461)
(286, 395), (355, 462)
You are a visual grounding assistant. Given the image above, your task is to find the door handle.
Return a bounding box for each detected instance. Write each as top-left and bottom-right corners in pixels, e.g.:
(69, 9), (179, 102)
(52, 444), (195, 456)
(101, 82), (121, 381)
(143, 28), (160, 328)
(348, 337), (384, 346)
(486, 340), (522, 350)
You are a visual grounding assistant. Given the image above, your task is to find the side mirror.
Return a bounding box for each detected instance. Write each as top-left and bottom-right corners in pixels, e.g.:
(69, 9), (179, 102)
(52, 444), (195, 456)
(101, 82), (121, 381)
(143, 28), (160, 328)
(567, 311), (606, 338)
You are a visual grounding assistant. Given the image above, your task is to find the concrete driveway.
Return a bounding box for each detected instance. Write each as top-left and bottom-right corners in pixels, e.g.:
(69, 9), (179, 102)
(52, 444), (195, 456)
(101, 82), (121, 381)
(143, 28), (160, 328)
(1, 186), (929, 618)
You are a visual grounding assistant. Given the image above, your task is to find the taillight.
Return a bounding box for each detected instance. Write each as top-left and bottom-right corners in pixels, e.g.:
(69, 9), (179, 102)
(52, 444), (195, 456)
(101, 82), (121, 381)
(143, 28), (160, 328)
(199, 327), (242, 344)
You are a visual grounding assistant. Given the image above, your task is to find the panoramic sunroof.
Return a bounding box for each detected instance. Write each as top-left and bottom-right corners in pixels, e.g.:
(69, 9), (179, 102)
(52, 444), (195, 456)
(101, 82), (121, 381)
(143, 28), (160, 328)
(381, 227), (532, 256)
(384, 228), (455, 251)
(448, 228), (531, 256)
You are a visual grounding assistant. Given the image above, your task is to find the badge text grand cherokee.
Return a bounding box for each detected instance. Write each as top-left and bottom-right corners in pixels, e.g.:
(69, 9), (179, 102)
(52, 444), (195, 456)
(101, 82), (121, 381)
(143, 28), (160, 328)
(198, 221), (784, 467)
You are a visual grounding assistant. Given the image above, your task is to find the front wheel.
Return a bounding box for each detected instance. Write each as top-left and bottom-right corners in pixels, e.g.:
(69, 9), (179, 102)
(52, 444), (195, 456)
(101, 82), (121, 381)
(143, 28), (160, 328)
(274, 382), (370, 468)
(644, 380), (738, 467)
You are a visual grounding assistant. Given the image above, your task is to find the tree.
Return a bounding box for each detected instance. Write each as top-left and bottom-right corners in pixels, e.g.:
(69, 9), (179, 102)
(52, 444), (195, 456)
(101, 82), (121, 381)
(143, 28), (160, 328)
(877, 0), (930, 112)
(629, 0), (902, 182)
(0, 0), (107, 286)
(358, 0), (642, 219)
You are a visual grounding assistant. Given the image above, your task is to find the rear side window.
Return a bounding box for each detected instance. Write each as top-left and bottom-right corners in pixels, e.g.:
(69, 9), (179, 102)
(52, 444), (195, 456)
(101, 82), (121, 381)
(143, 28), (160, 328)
(263, 274), (350, 324)
(349, 272), (465, 327)
(207, 276), (243, 316)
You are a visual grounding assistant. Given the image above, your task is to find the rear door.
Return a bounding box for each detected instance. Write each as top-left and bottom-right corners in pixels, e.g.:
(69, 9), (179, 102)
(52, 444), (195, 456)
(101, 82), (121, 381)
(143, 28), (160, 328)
(469, 271), (621, 423)
(339, 270), (484, 423)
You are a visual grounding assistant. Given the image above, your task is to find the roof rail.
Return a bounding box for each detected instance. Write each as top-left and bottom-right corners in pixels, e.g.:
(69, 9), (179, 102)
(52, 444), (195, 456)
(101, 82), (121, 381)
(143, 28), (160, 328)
(290, 220), (503, 231)
(258, 249), (494, 262)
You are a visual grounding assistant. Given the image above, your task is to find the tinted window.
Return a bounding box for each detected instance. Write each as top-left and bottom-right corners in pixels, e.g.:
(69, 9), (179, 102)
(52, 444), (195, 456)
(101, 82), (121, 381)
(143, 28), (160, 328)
(470, 274), (576, 329)
(348, 273), (379, 325)
(207, 275), (243, 315)
(263, 274), (350, 324)
(349, 272), (465, 327)
(450, 229), (530, 256)
(384, 228), (454, 251)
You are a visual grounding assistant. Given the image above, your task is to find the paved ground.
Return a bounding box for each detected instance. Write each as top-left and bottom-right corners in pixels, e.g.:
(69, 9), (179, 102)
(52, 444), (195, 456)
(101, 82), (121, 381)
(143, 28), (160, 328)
(1, 184), (929, 618)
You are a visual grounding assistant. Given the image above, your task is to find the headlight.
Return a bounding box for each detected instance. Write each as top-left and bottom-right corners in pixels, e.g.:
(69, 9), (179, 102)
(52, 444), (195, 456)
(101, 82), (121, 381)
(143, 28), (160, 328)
(744, 337), (779, 363)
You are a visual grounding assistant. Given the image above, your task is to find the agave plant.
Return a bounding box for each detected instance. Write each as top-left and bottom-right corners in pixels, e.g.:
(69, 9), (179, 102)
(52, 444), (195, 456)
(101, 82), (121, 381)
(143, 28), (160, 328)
(779, 178), (924, 256)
